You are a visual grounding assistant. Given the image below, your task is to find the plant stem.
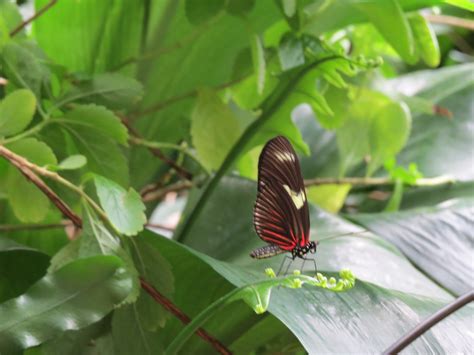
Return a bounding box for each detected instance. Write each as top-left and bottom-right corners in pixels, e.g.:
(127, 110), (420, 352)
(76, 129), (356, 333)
(424, 14), (474, 30)
(141, 179), (193, 202)
(304, 175), (455, 187)
(2, 121), (49, 145)
(383, 290), (474, 355)
(10, 0), (58, 36)
(130, 136), (209, 175)
(140, 278), (231, 355)
(0, 146), (82, 228)
(175, 56), (338, 243)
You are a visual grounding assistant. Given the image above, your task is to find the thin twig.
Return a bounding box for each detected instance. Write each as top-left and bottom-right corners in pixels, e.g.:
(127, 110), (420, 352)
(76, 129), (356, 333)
(0, 146), (82, 228)
(135, 75), (248, 117)
(0, 221), (70, 232)
(10, 0), (58, 36)
(142, 180), (193, 202)
(424, 14), (474, 30)
(119, 115), (193, 180)
(139, 278), (231, 355)
(383, 290), (474, 354)
(303, 175), (455, 187)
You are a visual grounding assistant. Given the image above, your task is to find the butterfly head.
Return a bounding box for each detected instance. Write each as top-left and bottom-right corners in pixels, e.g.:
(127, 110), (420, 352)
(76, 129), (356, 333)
(291, 241), (318, 259)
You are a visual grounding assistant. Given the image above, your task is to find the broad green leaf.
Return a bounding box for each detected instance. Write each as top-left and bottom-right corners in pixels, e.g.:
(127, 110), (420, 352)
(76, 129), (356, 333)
(0, 255), (133, 353)
(62, 104), (128, 145)
(349, 200), (474, 295)
(408, 13), (440, 68)
(278, 33), (304, 71)
(94, 175), (146, 236)
(0, 89), (36, 137)
(56, 155), (87, 171)
(142, 223), (471, 353)
(0, 238), (49, 303)
(0, 1), (22, 34)
(56, 74), (144, 110)
(184, 0), (225, 25)
(6, 138), (57, 222)
(367, 101), (411, 176)
(191, 89), (242, 170)
(34, 0), (144, 74)
(351, 0), (416, 63)
(250, 34), (266, 94)
(281, 0), (297, 17)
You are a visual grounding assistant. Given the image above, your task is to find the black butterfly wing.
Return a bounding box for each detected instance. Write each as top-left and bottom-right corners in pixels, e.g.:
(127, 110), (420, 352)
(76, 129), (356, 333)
(253, 136), (310, 251)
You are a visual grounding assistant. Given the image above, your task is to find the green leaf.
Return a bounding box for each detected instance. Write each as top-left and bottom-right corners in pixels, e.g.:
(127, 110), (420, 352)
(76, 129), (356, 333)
(349, 200), (473, 295)
(281, 0), (297, 17)
(0, 14), (10, 51)
(367, 101), (411, 176)
(56, 108), (129, 186)
(381, 64), (474, 180)
(444, 0), (474, 11)
(226, 0), (255, 16)
(5, 138), (57, 223)
(57, 73), (144, 110)
(94, 175), (146, 236)
(191, 89), (242, 170)
(0, 238), (50, 303)
(306, 184), (351, 213)
(55, 155), (87, 171)
(278, 33), (304, 71)
(62, 104), (128, 145)
(0, 89), (36, 137)
(130, 236), (174, 330)
(351, 0), (416, 63)
(1, 41), (51, 98)
(408, 13), (440, 68)
(0, 255), (133, 353)
(33, 0), (144, 73)
(0, 1), (22, 34)
(185, 0), (225, 25)
(250, 34), (266, 94)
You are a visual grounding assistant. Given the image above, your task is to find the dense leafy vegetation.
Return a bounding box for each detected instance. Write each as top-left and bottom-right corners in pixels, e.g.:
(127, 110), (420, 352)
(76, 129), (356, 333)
(0, 0), (473, 353)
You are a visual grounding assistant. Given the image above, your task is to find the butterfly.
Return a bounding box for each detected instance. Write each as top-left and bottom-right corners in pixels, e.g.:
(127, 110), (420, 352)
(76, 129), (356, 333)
(250, 136), (318, 267)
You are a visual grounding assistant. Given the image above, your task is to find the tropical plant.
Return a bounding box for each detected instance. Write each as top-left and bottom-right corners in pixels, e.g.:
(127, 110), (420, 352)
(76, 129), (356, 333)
(0, 0), (473, 354)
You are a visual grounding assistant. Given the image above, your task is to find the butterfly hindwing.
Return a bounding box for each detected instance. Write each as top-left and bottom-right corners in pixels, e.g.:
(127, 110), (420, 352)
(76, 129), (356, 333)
(253, 136), (310, 251)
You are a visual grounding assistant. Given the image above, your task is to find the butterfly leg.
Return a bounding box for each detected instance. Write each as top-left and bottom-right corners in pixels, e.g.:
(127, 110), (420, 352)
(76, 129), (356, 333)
(301, 257), (318, 275)
(277, 256), (291, 276)
(300, 258), (306, 273)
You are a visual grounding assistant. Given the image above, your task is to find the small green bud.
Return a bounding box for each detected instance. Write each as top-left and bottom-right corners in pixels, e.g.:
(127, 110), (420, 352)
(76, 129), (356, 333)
(293, 269), (301, 276)
(375, 56), (384, 66)
(329, 277), (337, 285)
(316, 273), (324, 281)
(265, 268), (276, 278)
(291, 278), (303, 288)
(255, 304), (266, 314)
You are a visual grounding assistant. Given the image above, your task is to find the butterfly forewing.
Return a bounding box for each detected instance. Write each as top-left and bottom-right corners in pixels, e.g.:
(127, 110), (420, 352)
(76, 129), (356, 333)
(253, 136), (310, 251)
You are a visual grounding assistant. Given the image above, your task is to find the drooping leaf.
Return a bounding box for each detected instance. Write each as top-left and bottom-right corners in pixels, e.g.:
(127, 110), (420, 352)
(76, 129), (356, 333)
(56, 74), (144, 110)
(55, 155), (87, 171)
(0, 238), (50, 303)
(61, 104), (128, 145)
(0, 255), (133, 353)
(408, 12), (440, 68)
(5, 138), (57, 222)
(191, 89), (242, 170)
(250, 34), (266, 94)
(94, 175), (146, 236)
(0, 89), (36, 137)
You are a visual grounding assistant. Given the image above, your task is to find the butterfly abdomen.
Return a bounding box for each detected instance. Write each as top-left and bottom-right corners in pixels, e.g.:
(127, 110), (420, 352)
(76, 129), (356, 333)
(250, 244), (286, 259)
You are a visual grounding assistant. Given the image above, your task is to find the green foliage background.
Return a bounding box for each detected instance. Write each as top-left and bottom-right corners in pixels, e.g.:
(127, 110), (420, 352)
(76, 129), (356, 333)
(0, 0), (473, 353)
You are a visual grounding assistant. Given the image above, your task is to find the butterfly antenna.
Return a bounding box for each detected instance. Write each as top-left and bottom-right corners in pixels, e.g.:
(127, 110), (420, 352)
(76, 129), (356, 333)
(318, 229), (370, 243)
